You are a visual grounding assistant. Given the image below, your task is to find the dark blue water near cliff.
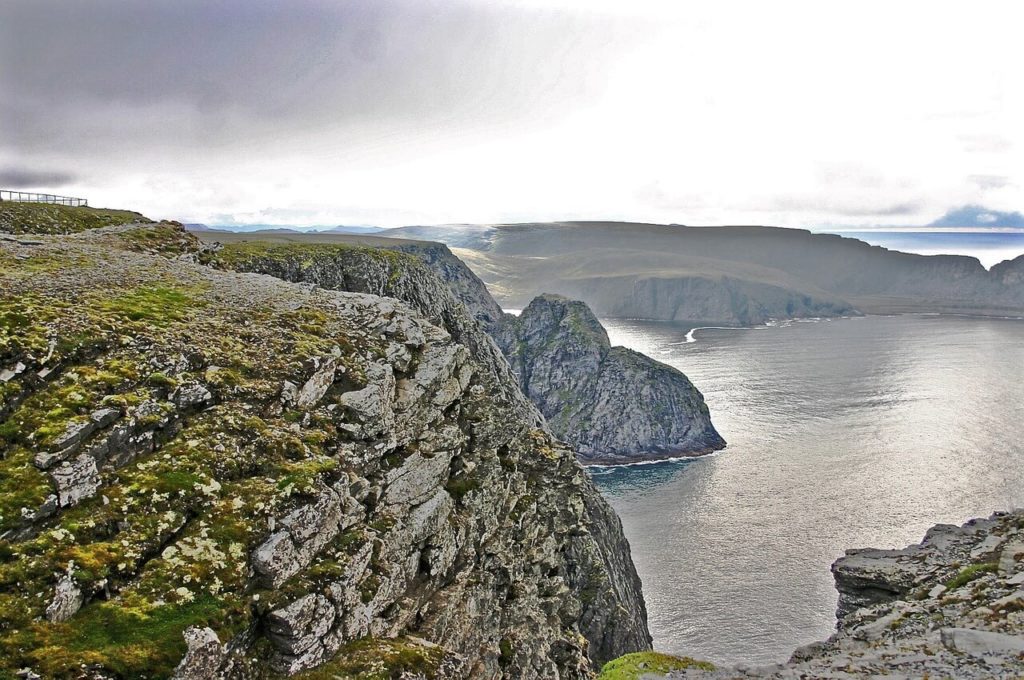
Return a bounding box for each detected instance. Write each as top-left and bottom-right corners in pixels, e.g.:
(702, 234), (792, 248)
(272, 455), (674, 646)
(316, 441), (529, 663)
(591, 314), (1024, 665)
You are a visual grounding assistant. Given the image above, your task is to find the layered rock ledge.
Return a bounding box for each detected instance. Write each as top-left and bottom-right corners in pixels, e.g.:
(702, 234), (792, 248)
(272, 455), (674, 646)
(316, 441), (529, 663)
(0, 216), (651, 678)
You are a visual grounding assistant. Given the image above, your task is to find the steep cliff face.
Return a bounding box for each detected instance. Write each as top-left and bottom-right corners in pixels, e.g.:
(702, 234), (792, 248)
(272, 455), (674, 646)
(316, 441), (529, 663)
(382, 221), (1024, 322)
(646, 510), (1024, 679)
(992, 254), (1024, 287)
(201, 239), (723, 463)
(0, 219), (651, 678)
(496, 295), (725, 463)
(565, 275), (853, 327)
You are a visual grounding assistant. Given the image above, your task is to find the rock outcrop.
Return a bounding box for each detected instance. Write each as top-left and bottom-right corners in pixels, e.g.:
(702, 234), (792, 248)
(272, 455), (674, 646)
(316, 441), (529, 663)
(200, 238), (724, 464)
(648, 510), (1024, 679)
(0, 216), (651, 678)
(496, 295), (725, 463)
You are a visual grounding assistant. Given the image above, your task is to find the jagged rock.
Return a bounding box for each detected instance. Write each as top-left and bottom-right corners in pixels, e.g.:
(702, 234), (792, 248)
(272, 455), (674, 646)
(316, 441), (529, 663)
(295, 354), (338, 409)
(495, 294), (725, 462)
(999, 540), (1024, 574)
(48, 419), (97, 454)
(171, 627), (225, 680)
(1, 361), (26, 382)
(90, 407), (121, 428)
(253, 480), (363, 588)
(45, 575), (83, 623)
(382, 449), (455, 507)
(658, 511), (1024, 679)
(940, 627), (1024, 656)
(266, 594), (336, 669)
(831, 547), (919, 618)
(337, 362), (395, 439)
(51, 454), (100, 507)
(171, 382), (213, 409)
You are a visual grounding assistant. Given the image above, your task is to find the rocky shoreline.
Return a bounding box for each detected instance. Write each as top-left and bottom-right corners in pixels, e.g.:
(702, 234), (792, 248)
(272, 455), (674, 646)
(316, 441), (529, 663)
(653, 510), (1024, 679)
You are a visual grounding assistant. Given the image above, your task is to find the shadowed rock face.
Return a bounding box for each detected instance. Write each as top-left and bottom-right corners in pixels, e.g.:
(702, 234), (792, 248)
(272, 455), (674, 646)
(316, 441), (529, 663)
(0, 214), (651, 679)
(495, 295), (725, 463)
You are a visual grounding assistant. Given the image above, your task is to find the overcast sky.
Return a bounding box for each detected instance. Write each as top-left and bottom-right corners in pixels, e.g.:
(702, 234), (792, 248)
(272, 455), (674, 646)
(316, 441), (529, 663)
(2, 0), (1022, 228)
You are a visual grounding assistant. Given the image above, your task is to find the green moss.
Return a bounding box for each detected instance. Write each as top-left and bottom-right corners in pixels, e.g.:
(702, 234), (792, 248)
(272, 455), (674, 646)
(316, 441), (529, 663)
(498, 637), (515, 665)
(944, 562), (998, 590)
(112, 223), (200, 257)
(95, 285), (205, 325)
(292, 637), (448, 680)
(445, 476), (480, 501)
(16, 592), (233, 679)
(0, 203), (151, 235)
(598, 652), (715, 679)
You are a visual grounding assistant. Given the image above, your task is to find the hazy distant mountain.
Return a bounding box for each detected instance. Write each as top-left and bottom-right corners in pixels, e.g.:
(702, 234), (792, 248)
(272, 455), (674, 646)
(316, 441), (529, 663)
(928, 205), (1024, 229)
(382, 222), (1024, 324)
(183, 223), (384, 234)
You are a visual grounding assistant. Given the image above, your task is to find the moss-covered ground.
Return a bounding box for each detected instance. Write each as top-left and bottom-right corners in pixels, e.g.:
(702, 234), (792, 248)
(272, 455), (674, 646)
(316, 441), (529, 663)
(0, 203), (152, 235)
(0, 222), (394, 677)
(598, 651), (715, 679)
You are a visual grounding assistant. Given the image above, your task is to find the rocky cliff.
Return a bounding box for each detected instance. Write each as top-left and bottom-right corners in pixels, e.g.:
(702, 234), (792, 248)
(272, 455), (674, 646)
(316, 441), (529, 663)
(198, 236), (724, 463)
(642, 510), (1024, 679)
(382, 222), (1024, 322)
(495, 295), (725, 464)
(0, 214), (651, 678)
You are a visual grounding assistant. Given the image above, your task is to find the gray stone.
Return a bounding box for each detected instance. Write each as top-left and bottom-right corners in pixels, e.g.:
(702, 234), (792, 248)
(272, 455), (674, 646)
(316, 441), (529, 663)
(171, 383), (213, 409)
(171, 627), (225, 680)
(266, 593), (333, 663)
(295, 356), (338, 409)
(48, 419), (96, 453)
(940, 627), (1024, 656)
(45, 575), (83, 623)
(89, 407), (121, 428)
(51, 454), (100, 507)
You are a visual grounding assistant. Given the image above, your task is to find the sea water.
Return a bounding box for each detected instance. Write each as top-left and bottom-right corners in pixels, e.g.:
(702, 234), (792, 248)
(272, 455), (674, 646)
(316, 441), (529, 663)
(591, 314), (1024, 665)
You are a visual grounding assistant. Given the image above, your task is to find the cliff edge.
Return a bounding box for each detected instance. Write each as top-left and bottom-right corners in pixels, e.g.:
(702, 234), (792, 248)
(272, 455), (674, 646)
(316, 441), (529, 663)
(0, 213), (651, 678)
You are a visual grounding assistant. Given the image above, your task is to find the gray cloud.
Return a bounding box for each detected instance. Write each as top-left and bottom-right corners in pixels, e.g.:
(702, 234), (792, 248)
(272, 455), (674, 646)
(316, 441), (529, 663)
(772, 195), (922, 218)
(0, 167), (77, 189)
(969, 174), (1010, 190)
(0, 0), (639, 159)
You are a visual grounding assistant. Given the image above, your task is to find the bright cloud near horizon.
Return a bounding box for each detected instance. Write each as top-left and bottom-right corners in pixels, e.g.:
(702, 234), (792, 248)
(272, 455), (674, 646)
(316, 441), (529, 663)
(2, 0), (1022, 229)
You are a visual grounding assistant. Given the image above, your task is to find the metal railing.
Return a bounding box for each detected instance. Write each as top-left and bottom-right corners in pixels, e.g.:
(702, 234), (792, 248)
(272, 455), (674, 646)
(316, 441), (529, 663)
(0, 190), (88, 207)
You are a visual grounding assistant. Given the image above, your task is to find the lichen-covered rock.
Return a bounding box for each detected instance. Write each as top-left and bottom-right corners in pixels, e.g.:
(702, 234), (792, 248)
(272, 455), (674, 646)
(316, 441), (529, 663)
(496, 294), (725, 463)
(172, 627), (226, 680)
(44, 574), (83, 623)
(0, 221), (651, 678)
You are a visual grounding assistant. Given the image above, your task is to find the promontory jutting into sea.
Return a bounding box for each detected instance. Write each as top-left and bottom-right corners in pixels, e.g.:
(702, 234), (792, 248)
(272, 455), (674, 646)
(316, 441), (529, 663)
(3, 1), (1024, 678)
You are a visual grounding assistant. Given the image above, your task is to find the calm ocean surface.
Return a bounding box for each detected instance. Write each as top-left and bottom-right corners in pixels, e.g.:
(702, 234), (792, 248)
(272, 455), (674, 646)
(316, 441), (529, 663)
(591, 314), (1024, 665)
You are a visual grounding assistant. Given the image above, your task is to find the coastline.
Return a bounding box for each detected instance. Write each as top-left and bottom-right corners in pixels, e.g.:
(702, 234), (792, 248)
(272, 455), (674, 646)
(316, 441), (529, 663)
(582, 442), (727, 468)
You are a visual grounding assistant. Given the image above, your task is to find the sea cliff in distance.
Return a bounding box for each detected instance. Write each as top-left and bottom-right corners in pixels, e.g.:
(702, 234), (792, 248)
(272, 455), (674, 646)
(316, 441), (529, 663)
(380, 222), (1024, 325)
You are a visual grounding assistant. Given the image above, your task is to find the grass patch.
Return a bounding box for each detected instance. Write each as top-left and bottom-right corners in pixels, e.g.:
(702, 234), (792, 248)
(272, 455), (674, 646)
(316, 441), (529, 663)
(292, 637), (448, 680)
(17, 593), (230, 679)
(598, 651), (715, 680)
(0, 203), (151, 235)
(944, 562), (998, 590)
